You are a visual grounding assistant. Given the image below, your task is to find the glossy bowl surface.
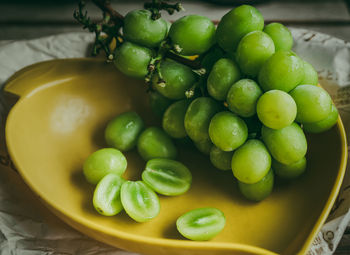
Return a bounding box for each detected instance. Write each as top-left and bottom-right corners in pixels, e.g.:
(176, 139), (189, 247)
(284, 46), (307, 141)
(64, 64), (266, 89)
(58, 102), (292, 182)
(4, 59), (347, 255)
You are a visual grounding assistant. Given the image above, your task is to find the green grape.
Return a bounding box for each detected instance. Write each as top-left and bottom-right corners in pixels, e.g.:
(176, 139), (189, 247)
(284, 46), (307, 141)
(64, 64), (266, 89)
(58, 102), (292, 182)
(210, 146), (233, 170)
(93, 173), (125, 216)
(184, 97), (221, 143)
(201, 46), (226, 73)
(226, 79), (262, 117)
(114, 41), (153, 79)
(299, 60), (318, 85)
(236, 31), (275, 77)
(123, 9), (168, 48)
(176, 207), (226, 241)
(194, 138), (213, 155)
(303, 104), (338, 133)
(148, 90), (173, 119)
(105, 111), (144, 151)
(238, 169), (274, 202)
(256, 90), (297, 129)
(216, 5), (264, 53)
(169, 15), (216, 56)
(231, 139), (271, 184)
(207, 58), (241, 101)
(272, 157), (306, 179)
(142, 158), (192, 196)
(137, 127), (177, 161)
(121, 181), (160, 222)
(153, 59), (196, 100)
(263, 23), (293, 51)
(290, 85), (332, 123)
(83, 148), (127, 185)
(209, 111), (248, 151)
(258, 50), (304, 92)
(162, 100), (190, 139)
(261, 123), (307, 165)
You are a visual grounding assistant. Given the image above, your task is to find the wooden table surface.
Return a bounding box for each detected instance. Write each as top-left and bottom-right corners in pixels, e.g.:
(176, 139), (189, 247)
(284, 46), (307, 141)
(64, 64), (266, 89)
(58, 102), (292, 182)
(0, 0), (349, 254)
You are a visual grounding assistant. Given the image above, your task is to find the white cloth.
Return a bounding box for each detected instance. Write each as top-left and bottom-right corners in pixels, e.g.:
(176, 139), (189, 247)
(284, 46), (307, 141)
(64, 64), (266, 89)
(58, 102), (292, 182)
(0, 29), (349, 255)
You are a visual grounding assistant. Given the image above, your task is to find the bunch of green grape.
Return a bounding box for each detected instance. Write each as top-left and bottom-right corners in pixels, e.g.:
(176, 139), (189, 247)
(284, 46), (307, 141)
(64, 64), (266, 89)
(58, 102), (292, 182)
(81, 2), (339, 240)
(110, 4), (338, 202)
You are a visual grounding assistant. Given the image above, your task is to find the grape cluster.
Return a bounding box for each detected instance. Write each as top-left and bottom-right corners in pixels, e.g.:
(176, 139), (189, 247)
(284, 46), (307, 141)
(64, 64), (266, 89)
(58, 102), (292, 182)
(81, 2), (339, 241)
(111, 4), (337, 202)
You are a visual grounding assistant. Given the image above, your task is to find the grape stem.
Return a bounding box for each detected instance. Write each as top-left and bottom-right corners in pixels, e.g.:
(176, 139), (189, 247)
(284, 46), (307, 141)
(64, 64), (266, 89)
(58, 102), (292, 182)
(74, 0), (200, 71)
(92, 0), (124, 25)
(144, 0), (184, 20)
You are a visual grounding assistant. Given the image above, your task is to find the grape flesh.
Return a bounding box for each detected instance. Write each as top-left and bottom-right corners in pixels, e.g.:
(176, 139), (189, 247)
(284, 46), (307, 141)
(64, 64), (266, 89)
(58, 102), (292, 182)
(176, 207), (226, 241)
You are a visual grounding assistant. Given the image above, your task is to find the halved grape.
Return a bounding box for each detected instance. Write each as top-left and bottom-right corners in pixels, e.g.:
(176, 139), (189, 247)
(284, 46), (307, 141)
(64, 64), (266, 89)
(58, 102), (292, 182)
(231, 139), (271, 184)
(299, 60), (318, 85)
(93, 173), (125, 216)
(105, 111), (144, 151)
(258, 50), (304, 92)
(290, 85), (332, 123)
(210, 146), (233, 170)
(238, 169), (274, 201)
(123, 9), (167, 48)
(162, 100), (190, 139)
(272, 157), (306, 179)
(263, 23), (293, 51)
(209, 111), (248, 151)
(137, 127), (177, 161)
(216, 5), (264, 53)
(256, 90), (297, 129)
(227, 79), (262, 117)
(83, 148), (127, 185)
(236, 31), (275, 77)
(169, 15), (216, 56)
(194, 138), (213, 155)
(114, 41), (153, 79)
(121, 181), (160, 222)
(142, 158), (192, 196)
(261, 123), (307, 165)
(303, 104), (338, 133)
(184, 97), (221, 143)
(153, 59), (196, 100)
(207, 58), (241, 101)
(176, 207), (226, 241)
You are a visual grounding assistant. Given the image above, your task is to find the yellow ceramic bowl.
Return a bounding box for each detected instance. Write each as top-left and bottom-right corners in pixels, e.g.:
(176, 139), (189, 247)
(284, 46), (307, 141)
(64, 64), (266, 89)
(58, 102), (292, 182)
(4, 59), (347, 255)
